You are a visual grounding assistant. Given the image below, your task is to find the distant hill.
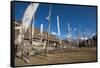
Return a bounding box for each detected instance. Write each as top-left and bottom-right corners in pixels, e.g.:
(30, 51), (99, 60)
(62, 34), (97, 48)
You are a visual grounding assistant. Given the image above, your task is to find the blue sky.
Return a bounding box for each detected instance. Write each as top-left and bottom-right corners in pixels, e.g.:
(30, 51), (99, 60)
(14, 2), (97, 39)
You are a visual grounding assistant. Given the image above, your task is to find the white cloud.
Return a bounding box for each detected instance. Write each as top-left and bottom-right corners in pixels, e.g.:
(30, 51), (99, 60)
(62, 35), (67, 37)
(51, 31), (58, 35)
(81, 37), (88, 40)
(73, 28), (77, 31)
(91, 33), (96, 36)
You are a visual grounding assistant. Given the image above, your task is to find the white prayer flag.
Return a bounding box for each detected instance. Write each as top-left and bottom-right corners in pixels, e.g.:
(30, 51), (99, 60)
(16, 3), (39, 45)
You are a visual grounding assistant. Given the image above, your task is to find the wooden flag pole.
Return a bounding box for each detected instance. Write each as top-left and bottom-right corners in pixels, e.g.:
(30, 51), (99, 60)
(57, 16), (63, 58)
(44, 5), (52, 57)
